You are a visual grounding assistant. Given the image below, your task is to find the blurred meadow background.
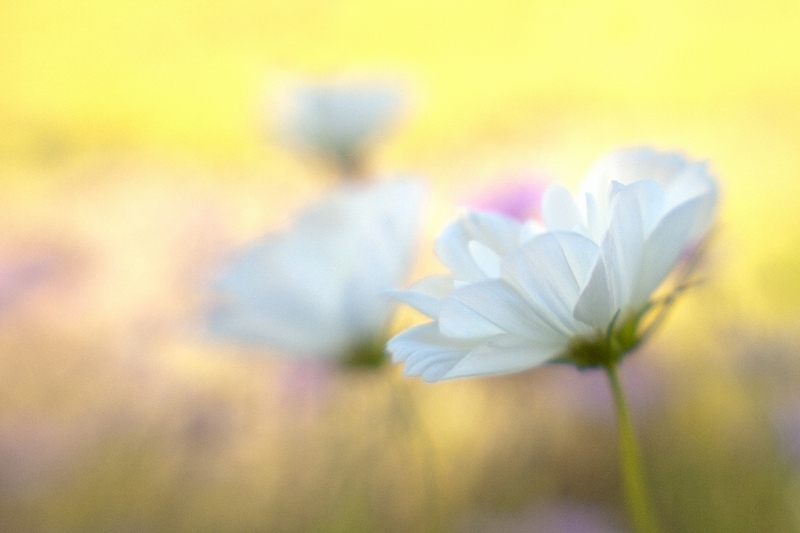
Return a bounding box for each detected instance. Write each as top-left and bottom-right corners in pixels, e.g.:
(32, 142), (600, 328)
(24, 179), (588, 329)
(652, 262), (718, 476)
(2, 1), (800, 532)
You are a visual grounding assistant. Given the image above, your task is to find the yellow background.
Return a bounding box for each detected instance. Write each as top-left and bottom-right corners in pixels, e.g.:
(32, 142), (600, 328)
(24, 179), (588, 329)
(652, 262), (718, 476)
(1, 0), (799, 325)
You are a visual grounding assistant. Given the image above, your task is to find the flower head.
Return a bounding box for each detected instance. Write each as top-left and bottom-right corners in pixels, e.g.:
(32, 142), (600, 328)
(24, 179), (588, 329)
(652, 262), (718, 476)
(272, 78), (404, 176)
(211, 179), (424, 364)
(388, 147), (717, 381)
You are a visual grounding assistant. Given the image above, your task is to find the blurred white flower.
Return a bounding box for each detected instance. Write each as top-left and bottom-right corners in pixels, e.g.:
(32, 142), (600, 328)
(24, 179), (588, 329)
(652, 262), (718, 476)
(388, 147), (718, 381)
(211, 179), (424, 364)
(273, 79), (404, 176)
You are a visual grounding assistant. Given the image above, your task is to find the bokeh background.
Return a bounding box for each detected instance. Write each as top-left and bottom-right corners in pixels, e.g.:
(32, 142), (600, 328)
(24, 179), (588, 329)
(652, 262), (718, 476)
(2, 1), (800, 532)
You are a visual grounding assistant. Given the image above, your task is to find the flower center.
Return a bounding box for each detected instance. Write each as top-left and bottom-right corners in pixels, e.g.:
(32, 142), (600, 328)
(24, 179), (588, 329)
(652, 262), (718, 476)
(564, 312), (642, 368)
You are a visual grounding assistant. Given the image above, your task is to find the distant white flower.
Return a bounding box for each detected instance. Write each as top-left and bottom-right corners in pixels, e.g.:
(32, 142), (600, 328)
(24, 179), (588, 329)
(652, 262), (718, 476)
(211, 179), (424, 363)
(388, 148), (717, 381)
(273, 79), (404, 175)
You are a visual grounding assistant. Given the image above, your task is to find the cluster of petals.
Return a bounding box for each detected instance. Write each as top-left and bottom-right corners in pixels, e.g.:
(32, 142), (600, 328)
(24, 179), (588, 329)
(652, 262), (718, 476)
(388, 147), (718, 381)
(211, 179), (423, 360)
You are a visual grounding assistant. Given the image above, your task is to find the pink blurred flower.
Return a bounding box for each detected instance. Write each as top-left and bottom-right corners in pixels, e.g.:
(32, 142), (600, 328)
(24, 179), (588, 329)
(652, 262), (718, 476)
(463, 177), (549, 222)
(0, 255), (58, 310)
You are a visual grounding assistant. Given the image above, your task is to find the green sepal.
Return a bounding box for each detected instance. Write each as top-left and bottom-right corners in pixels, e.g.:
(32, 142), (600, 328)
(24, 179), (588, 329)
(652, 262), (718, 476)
(561, 311), (645, 369)
(343, 337), (389, 369)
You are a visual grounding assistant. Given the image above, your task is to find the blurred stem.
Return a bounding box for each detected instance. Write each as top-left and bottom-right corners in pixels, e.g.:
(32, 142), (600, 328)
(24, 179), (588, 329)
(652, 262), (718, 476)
(605, 364), (663, 533)
(334, 148), (367, 179)
(390, 379), (443, 532)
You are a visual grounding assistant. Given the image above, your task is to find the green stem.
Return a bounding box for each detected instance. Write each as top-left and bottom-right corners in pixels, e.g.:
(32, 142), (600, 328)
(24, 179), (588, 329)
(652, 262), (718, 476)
(605, 364), (663, 533)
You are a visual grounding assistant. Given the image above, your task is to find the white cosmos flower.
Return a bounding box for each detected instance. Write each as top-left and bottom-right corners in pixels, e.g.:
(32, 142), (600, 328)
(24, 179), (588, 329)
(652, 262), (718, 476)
(211, 179), (424, 362)
(388, 148), (718, 381)
(273, 79), (403, 175)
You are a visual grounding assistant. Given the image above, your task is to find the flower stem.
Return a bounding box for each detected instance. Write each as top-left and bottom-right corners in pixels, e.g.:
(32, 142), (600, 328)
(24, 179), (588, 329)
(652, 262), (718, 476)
(604, 364), (663, 533)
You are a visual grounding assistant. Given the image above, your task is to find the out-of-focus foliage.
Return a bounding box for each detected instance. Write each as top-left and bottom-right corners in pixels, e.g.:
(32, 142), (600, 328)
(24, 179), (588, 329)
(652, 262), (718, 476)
(1, 0), (800, 532)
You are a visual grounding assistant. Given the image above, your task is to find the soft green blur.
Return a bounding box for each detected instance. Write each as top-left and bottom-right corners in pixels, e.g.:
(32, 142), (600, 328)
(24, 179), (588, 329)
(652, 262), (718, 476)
(1, 1), (800, 532)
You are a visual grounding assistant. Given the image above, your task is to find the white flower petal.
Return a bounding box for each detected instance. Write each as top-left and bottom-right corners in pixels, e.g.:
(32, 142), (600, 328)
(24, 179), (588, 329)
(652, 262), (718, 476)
(551, 231), (599, 288)
(388, 274), (454, 319)
(542, 184), (583, 231)
(438, 297), (506, 339)
(601, 182), (652, 306)
(663, 163), (715, 207)
(434, 211), (523, 282)
(468, 240), (502, 278)
(616, 179), (666, 236)
(629, 195), (708, 306)
(434, 219), (488, 282)
(418, 358), (468, 382)
(608, 180), (626, 203)
(386, 322), (475, 381)
(665, 167), (718, 241)
(387, 322), (464, 361)
(520, 220), (545, 243)
(502, 232), (599, 335)
(573, 256), (615, 330)
(582, 147), (691, 200)
(583, 192), (605, 242)
(448, 280), (569, 343)
(442, 334), (562, 380)
(462, 211), (526, 256)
